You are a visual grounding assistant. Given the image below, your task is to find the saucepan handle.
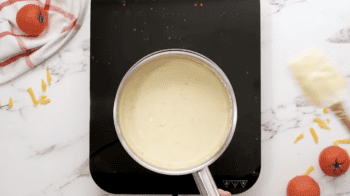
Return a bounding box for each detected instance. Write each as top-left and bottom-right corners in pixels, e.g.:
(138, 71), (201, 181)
(192, 167), (220, 196)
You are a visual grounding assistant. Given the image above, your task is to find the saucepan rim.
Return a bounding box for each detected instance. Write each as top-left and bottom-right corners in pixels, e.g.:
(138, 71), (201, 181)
(113, 48), (238, 175)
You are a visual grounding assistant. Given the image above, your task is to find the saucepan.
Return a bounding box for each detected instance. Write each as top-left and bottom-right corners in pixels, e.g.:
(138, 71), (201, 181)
(113, 49), (238, 196)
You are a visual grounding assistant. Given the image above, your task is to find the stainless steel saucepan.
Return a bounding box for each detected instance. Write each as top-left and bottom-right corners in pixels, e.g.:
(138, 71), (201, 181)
(113, 49), (238, 196)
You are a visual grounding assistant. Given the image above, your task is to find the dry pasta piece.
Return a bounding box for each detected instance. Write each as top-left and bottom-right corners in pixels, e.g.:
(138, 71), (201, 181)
(48, 74), (52, 84)
(0, 100), (1, 107)
(41, 98), (51, 105)
(337, 139), (350, 144)
(42, 79), (47, 92)
(46, 66), (52, 84)
(38, 96), (47, 104)
(333, 141), (338, 146)
(323, 108), (329, 114)
(303, 166), (314, 175)
(8, 97), (13, 108)
(313, 117), (330, 130)
(310, 127), (318, 143)
(294, 133), (304, 143)
(327, 119), (330, 124)
(27, 88), (39, 107)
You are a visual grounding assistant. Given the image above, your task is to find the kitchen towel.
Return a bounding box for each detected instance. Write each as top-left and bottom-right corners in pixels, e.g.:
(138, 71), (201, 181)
(0, 0), (89, 84)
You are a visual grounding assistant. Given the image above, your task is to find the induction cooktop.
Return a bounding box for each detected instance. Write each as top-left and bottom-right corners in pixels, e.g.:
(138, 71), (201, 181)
(90, 0), (260, 195)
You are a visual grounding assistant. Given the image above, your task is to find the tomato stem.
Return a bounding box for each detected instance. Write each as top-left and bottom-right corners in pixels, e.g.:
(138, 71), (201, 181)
(38, 7), (45, 23)
(331, 158), (345, 172)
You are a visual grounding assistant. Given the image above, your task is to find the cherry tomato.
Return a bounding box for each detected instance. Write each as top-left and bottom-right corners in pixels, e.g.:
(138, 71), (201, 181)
(319, 146), (350, 177)
(16, 4), (48, 36)
(287, 175), (320, 196)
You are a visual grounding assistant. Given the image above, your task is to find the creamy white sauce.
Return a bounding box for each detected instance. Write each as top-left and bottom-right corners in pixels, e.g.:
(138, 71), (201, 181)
(117, 54), (232, 170)
(289, 48), (347, 107)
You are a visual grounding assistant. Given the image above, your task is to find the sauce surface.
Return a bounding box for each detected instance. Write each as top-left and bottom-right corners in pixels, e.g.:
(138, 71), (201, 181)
(117, 54), (232, 170)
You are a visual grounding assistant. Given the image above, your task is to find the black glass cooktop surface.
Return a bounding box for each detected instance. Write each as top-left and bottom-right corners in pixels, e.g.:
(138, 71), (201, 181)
(90, 0), (260, 195)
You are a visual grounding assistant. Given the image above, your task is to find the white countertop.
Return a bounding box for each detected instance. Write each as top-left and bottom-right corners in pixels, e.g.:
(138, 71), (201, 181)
(1, 0), (350, 195)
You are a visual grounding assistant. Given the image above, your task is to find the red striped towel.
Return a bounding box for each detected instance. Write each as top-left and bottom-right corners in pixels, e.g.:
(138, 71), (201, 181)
(0, 0), (89, 84)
